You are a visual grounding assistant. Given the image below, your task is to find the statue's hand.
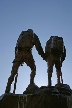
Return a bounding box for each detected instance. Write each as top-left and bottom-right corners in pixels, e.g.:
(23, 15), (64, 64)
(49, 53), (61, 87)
(43, 53), (47, 62)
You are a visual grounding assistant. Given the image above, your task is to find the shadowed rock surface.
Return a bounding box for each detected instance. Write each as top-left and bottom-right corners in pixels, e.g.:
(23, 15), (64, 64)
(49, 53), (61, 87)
(0, 84), (72, 108)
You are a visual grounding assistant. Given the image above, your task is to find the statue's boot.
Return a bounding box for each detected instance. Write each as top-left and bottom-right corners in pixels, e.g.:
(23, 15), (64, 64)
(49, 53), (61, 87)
(48, 70), (52, 87)
(56, 70), (61, 86)
(48, 78), (51, 87)
(30, 78), (34, 84)
(5, 73), (15, 93)
(5, 84), (11, 93)
(5, 84), (11, 94)
(57, 79), (61, 86)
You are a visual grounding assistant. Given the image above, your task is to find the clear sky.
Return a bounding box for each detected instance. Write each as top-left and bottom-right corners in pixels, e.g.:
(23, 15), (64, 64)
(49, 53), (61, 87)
(0, 0), (72, 95)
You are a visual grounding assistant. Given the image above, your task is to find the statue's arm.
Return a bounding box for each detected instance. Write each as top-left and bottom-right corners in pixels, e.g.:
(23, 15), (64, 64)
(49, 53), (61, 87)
(34, 33), (45, 60)
(15, 31), (24, 51)
(15, 34), (22, 54)
(64, 46), (66, 58)
(15, 41), (18, 55)
(61, 45), (66, 62)
(45, 40), (50, 53)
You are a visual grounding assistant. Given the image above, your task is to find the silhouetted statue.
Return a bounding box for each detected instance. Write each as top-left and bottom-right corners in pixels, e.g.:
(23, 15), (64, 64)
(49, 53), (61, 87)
(45, 36), (66, 86)
(5, 29), (45, 93)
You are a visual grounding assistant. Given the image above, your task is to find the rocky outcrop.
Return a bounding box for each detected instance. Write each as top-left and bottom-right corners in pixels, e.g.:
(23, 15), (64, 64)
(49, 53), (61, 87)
(0, 84), (72, 108)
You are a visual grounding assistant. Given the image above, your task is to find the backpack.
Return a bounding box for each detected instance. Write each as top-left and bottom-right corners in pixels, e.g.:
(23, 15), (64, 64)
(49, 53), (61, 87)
(45, 36), (64, 55)
(17, 31), (34, 49)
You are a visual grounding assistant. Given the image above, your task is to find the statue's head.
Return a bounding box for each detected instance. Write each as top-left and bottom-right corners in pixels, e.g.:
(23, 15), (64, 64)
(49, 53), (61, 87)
(27, 29), (33, 34)
(20, 29), (33, 36)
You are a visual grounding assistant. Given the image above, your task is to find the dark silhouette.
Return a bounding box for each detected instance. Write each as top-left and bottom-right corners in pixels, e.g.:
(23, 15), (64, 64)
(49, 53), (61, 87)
(45, 36), (66, 86)
(5, 29), (45, 93)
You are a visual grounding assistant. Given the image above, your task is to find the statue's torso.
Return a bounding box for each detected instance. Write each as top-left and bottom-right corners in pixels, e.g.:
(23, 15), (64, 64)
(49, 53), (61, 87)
(17, 31), (34, 50)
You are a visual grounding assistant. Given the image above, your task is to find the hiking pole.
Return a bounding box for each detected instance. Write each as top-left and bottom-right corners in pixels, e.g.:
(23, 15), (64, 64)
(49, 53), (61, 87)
(13, 72), (18, 94)
(60, 58), (63, 84)
(60, 72), (63, 84)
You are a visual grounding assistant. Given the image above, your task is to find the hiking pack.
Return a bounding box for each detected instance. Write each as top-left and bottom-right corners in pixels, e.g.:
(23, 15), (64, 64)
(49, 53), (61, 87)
(45, 36), (64, 55)
(17, 31), (34, 49)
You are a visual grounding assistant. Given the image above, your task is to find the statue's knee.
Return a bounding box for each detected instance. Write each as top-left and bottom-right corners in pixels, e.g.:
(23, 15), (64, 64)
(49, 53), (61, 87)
(48, 72), (52, 78)
(34, 66), (36, 74)
(32, 65), (36, 72)
(33, 66), (36, 75)
(57, 71), (61, 77)
(11, 67), (18, 76)
(47, 68), (53, 78)
(30, 66), (36, 78)
(47, 67), (53, 73)
(56, 68), (61, 74)
(12, 63), (18, 71)
(56, 64), (61, 71)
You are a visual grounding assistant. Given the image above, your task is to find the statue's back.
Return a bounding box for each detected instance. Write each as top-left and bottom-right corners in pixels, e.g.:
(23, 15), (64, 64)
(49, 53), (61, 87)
(17, 31), (34, 48)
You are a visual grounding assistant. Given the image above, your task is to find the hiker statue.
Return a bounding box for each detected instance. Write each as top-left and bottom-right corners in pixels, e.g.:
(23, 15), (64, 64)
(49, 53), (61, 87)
(5, 29), (45, 93)
(45, 36), (66, 86)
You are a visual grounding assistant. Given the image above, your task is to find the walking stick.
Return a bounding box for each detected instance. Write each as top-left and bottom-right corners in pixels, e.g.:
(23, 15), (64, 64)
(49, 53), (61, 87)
(60, 59), (63, 84)
(60, 72), (63, 84)
(13, 72), (18, 94)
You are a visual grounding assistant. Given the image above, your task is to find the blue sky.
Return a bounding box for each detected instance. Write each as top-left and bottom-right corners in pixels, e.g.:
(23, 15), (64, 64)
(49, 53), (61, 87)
(0, 0), (72, 95)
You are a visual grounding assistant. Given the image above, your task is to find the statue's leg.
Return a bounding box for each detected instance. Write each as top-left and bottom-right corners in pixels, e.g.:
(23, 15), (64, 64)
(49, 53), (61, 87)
(47, 55), (54, 87)
(5, 53), (22, 93)
(55, 57), (61, 85)
(56, 69), (61, 85)
(25, 52), (36, 84)
(30, 65), (36, 84)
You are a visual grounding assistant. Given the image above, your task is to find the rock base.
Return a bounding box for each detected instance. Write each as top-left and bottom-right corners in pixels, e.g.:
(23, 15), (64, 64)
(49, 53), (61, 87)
(0, 84), (72, 108)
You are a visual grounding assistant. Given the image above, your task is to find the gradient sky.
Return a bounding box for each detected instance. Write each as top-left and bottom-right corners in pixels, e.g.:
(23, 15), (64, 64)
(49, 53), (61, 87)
(0, 0), (72, 95)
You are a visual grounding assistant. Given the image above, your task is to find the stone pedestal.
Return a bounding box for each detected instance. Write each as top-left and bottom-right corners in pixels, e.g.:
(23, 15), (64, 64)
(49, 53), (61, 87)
(0, 84), (72, 108)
